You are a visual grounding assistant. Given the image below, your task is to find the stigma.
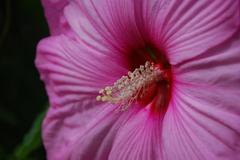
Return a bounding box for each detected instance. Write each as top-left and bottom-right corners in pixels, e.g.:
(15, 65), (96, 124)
(96, 61), (164, 111)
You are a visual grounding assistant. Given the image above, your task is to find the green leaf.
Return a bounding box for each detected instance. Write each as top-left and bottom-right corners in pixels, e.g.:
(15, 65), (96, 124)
(13, 109), (46, 160)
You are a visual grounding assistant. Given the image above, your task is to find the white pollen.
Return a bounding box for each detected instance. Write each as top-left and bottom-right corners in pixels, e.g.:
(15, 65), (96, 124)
(96, 61), (163, 111)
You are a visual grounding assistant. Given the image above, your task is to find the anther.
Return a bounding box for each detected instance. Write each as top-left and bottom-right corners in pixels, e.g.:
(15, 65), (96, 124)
(96, 61), (163, 111)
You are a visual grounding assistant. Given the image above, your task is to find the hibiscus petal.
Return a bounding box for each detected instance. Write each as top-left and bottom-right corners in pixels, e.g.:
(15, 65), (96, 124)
(41, 0), (69, 35)
(43, 103), (117, 159)
(36, 34), (127, 107)
(161, 31), (240, 159)
(63, 0), (146, 54)
(163, 84), (240, 160)
(66, 106), (141, 160)
(151, 0), (240, 64)
(175, 30), (240, 88)
(35, 34), (127, 159)
(43, 104), (142, 159)
(108, 107), (163, 160)
(161, 102), (211, 160)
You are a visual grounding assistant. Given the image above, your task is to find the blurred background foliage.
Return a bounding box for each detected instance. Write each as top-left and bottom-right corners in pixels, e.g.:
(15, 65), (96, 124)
(0, 0), (48, 159)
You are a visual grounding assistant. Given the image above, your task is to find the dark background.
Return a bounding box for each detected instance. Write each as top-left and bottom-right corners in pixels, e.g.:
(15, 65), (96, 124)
(0, 0), (48, 159)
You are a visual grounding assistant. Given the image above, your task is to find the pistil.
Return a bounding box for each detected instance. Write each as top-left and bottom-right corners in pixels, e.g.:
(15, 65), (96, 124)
(96, 61), (163, 111)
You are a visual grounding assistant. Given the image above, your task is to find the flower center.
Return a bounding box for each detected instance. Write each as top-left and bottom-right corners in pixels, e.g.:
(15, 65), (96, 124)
(96, 61), (164, 111)
(130, 44), (172, 113)
(97, 44), (172, 113)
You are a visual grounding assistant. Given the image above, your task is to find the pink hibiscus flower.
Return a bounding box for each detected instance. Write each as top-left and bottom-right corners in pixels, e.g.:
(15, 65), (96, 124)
(36, 0), (240, 159)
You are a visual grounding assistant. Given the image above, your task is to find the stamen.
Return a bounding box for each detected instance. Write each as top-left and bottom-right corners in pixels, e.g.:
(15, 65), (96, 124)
(96, 61), (163, 111)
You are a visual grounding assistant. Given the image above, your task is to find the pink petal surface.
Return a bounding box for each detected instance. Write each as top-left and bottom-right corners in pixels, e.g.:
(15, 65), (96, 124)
(35, 34), (128, 159)
(175, 31), (240, 89)
(164, 86), (240, 160)
(151, 0), (239, 64)
(63, 0), (146, 55)
(161, 31), (240, 159)
(36, 34), (127, 106)
(41, 0), (69, 35)
(37, 0), (240, 159)
(66, 106), (141, 160)
(108, 107), (163, 160)
(162, 86), (240, 160)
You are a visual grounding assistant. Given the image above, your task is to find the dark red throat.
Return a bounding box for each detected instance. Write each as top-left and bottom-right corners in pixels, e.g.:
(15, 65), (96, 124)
(128, 43), (172, 114)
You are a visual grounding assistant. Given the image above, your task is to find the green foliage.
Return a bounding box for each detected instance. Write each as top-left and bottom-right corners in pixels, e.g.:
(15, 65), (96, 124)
(0, 0), (48, 159)
(12, 110), (46, 160)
